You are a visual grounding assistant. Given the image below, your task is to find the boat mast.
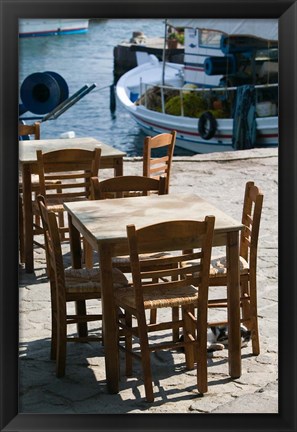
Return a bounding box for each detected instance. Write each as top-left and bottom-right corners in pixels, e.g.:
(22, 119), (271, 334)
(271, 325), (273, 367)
(162, 19), (167, 86)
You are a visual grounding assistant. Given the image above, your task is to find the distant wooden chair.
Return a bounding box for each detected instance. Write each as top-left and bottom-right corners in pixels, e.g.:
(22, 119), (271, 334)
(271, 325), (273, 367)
(19, 122), (41, 140)
(19, 122), (41, 262)
(34, 147), (101, 241)
(37, 195), (128, 377)
(115, 217), (215, 402)
(18, 122), (63, 260)
(90, 174), (166, 200)
(208, 181), (264, 355)
(143, 131), (176, 194)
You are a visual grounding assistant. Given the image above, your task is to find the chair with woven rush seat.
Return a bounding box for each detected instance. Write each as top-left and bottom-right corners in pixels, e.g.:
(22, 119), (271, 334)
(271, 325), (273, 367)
(19, 122), (41, 262)
(35, 147), (101, 241)
(208, 181), (264, 355)
(19, 122), (41, 140)
(18, 122), (65, 260)
(115, 217), (215, 402)
(143, 131), (176, 194)
(37, 195), (128, 377)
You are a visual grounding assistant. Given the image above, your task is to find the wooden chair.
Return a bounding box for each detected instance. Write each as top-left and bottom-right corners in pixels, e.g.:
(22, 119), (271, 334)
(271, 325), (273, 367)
(89, 175), (168, 271)
(208, 181), (264, 355)
(115, 217), (215, 402)
(34, 147), (101, 241)
(143, 131), (176, 194)
(19, 122), (41, 140)
(90, 174), (167, 200)
(18, 122), (61, 259)
(37, 195), (128, 377)
(19, 122), (41, 262)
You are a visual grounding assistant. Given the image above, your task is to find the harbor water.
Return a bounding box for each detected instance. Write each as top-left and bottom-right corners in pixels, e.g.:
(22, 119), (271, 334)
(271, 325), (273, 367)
(19, 18), (193, 157)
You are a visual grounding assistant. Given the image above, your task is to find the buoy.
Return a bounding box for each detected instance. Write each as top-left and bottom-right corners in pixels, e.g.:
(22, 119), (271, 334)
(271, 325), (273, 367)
(198, 111), (217, 140)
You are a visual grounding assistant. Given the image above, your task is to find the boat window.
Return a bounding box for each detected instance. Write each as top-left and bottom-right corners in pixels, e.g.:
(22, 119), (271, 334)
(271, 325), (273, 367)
(199, 29), (222, 48)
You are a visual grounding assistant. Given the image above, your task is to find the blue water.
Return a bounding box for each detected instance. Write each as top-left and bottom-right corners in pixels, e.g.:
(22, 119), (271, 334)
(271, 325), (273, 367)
(19, 19), (193, 156)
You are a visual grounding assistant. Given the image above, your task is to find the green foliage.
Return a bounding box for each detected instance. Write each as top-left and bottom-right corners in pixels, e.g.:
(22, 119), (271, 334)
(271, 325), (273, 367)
(165, 92), (209, 117)
(136, 87), (232, 118)
(167, 32), (184, 44)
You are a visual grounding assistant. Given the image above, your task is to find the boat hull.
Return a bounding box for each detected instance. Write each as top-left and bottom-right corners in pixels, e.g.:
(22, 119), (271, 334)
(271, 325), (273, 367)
(19, 19), (89, 37)
(127, 105), (278, 154)
(116, 60), (278, 154)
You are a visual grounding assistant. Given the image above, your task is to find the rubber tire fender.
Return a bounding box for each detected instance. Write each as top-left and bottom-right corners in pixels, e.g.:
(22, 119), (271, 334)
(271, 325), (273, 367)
(198, 111), (217, 140)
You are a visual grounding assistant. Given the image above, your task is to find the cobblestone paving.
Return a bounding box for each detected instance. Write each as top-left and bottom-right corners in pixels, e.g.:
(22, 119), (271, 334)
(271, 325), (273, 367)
(19, 148), (278, 414)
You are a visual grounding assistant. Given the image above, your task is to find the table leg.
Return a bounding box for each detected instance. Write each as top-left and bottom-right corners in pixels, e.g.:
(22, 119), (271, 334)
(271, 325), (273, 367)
(226, 230), (241, 378)
(99, 243), (119, 393)
(68, 214), (88, 338)
(22, 165), (34, 273)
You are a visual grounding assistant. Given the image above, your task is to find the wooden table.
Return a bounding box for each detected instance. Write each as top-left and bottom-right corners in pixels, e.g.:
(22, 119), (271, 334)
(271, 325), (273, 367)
(64, 193), (244, 394)
(19, 137), (126, 272)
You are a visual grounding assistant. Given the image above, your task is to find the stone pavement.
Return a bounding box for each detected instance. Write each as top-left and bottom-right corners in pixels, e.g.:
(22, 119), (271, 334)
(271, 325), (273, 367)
(18, 148), (278, 414)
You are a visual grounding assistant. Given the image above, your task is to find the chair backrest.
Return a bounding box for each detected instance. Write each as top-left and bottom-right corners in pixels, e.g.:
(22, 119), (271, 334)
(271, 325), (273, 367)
(240, 181), (264, 266)
(90, 175), (167, 200)
(36, 147), (101, 202)
(37, 195), (65, 289)
(143, 131), (176, 194)
(19, 122), (41, 139)
(127, 217), (215, 311)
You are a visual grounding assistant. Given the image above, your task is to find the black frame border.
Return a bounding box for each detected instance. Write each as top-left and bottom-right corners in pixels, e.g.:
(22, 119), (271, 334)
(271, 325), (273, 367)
(1, 1), (296, 431)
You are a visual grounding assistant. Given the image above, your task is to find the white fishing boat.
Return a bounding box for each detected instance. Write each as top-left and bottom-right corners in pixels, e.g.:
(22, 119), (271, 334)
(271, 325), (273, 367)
(19, 19), (89, 38)
(116, 19), (278, 153)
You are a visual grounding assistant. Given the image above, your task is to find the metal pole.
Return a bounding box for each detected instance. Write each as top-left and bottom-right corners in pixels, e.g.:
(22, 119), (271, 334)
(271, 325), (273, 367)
(162, 19), (167, 86)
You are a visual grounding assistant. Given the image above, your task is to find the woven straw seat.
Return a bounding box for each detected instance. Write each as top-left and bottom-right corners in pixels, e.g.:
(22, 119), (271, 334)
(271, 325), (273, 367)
(65, 267), (128, 293)
(115, 284), (198, 310)
(112, 252), (172, 267)
(210, 255), (249, 276)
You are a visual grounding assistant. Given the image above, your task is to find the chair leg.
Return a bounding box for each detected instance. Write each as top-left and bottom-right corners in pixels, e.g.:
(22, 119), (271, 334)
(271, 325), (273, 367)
(50, 284), (58, 360)
(182, 305), (195, 370)
(196, 307), (208, 394)
(172, 306), (180, 342)
(58, 211), (66, 241)
(149, 309), (157, 324)
(19, 195), (25, 263)
(240, 280), (251, 327)
(56, 305), (67, 378)
(138, 313), (154, 402)
(149, 279), (158, 325)
(124, 311), (133, 376)
(75, 300), (88, 337)
(248, 278), (260, 355)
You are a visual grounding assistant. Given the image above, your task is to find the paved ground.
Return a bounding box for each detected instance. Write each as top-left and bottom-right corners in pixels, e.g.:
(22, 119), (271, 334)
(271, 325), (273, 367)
(18, 147), (278, 414)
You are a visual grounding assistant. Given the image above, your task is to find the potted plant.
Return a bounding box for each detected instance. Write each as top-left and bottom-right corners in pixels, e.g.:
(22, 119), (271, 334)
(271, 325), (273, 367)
(167, 32), (184, 49)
